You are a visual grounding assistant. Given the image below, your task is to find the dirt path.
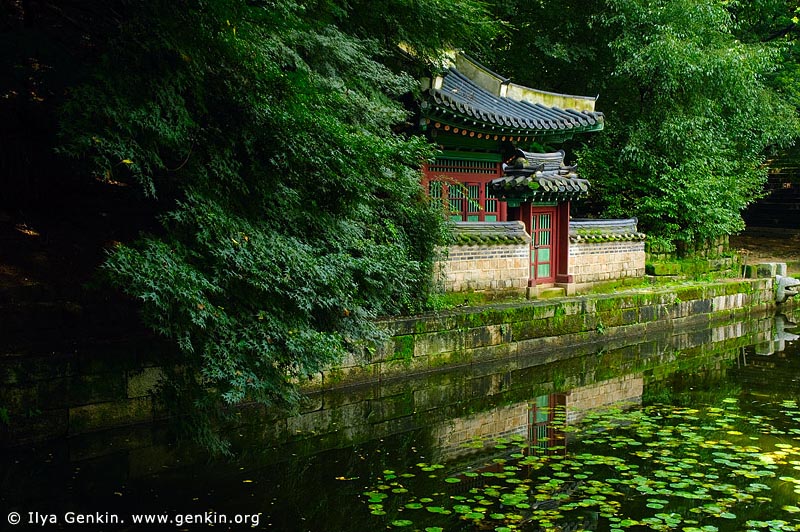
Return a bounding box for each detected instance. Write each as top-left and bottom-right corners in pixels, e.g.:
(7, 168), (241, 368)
(730, 227), (800, 265)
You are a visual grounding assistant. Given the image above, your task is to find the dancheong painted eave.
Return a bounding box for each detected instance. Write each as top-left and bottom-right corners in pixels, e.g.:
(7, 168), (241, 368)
(421, 53), (604, 139)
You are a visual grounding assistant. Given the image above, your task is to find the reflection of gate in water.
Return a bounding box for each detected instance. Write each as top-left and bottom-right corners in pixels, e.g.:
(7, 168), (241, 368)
(528, 394), (567, 456)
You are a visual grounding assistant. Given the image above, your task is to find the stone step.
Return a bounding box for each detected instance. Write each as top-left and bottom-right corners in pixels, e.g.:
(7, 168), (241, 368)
(537, 287), (566, 299)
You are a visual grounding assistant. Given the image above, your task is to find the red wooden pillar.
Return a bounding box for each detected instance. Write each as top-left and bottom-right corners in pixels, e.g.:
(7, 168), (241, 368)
(518, 203), (533, 236)
(555, 202), (573, 284)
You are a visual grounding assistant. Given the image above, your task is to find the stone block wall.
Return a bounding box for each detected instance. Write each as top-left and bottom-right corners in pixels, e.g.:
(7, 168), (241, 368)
(568, 218), (646, 289)
(441, 219), (650, 294)
(442, 244), (529, 293)
(1, 277), (787, 448)
(439, 221), (530, 294)
(0, 338), (168, 447)
(569, 240), (646, 286)
(302, 278), (778, 394)
(647, 235), (730, 261)
(285, 309), (774, 463)
(646, 257), (738, 277)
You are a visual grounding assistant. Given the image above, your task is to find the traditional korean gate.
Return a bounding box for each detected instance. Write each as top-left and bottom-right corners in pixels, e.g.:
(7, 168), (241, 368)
(531, 207), (557, 284)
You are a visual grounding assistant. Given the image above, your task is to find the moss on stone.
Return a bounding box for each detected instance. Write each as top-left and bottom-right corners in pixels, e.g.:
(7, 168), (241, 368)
(561, 300), (584, 316)
(388, 335), (415, 367)
(127, 367), (164, 399)
(428, 349), (471, 369)
(533, 303), (557, 320)
(595, 296), (623, 313)
(68, 397), (153, 434)
(675, 286), (705, 302)
(724, 281), (750, 295)
(511, 319), (551, 341)
(68, 373), (126, 406)
(549, 313), (585, 336)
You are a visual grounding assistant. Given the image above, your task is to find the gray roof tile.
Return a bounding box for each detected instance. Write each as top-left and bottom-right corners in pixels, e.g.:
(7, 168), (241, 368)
(427, 68), (604, 136)
(489, 149), (589, 202)
(569, 219), (646, 243)
(450, 221), (531, 245)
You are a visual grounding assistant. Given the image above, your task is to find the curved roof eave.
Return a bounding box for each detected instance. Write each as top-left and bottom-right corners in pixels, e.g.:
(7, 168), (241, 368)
(423, 52), (604, 137)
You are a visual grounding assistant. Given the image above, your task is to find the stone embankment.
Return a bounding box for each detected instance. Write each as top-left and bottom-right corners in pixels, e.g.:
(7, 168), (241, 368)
(312, 278), (777, 389)
(0, 275), (791, 448)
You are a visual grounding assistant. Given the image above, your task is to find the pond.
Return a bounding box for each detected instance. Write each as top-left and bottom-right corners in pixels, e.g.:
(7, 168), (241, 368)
(3, 308), (800, 531)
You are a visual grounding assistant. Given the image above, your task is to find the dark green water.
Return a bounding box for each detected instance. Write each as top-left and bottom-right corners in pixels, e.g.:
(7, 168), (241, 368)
(2, 309), (800, 531)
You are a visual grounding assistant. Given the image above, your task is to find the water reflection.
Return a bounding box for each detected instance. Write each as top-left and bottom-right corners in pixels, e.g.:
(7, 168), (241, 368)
(357, 307), (800, 532)
(754, 314), (799, 355)
(2, 309), (799, 531)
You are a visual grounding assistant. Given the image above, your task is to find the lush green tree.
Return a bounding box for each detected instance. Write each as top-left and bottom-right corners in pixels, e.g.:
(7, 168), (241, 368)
(482, 0), (608, 97)
(486, 0), (800, 251)
(583, 0), (800, 250)
(727, 0), (800, 165)
(36, 0), (493, 451)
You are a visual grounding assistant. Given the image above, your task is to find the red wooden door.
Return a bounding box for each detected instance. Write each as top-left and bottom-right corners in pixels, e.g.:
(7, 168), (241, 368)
(531, 207), (557, 284)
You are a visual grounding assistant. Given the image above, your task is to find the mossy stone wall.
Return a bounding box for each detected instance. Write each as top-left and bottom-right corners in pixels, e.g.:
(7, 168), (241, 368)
(307, 279), (778, 390)
(0, 338), (171, 447)
(0, 278), (786, 448)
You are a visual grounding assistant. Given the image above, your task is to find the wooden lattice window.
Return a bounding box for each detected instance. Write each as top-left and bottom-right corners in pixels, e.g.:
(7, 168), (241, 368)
(484, 184), (498, 222)
(429, 180), (445, 209)
(465, 184), (481, 221)
(447, 185), (465, 221)
(428, 157), (500, 175)
(428, 179), (500, 222)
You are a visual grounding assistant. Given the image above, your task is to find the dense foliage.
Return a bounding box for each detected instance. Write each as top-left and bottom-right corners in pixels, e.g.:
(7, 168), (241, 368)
(488, 0), (800, 251)
(591, 0), (800, 249)
(5, 0), (800, 449)
(33, 0), (492, 450)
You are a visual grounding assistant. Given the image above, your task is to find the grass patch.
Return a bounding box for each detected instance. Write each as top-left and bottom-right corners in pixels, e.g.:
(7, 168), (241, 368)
(427, 291), (526, 311)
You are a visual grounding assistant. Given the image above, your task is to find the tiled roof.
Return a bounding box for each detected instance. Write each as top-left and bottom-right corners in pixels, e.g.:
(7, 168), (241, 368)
(569, 218), (646, 243)
(450, 221), (531, 246)
(423, 55), (604, 138)
(489, 149), (589, 202)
